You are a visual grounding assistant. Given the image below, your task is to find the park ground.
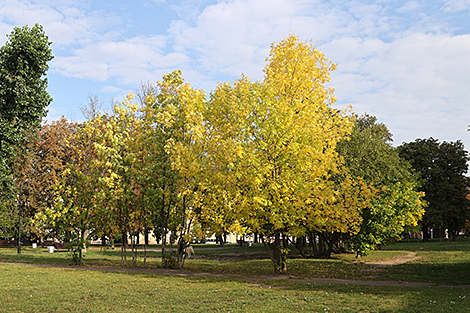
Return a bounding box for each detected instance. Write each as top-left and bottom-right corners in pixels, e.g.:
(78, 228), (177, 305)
(1, 238), (470, 312)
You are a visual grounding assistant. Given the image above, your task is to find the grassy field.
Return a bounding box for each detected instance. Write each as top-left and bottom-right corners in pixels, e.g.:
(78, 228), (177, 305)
(380, 239), (470, 285)
(1, 239), (470, 312)
(1, 263), (470, 312)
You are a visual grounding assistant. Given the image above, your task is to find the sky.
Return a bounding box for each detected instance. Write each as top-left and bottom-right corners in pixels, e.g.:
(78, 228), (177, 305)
(1, 0), (470, 149)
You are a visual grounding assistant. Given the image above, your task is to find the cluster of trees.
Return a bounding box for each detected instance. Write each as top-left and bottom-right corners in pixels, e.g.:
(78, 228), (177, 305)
(399, 138), (470, 241)
(1, 26), (467, 274)
(0, 31), (430, 274)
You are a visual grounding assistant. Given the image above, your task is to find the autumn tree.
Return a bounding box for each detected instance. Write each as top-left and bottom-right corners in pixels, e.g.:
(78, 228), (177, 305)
(36, 115), (104, 263)
(135, 80), (170, 251)
(399, 138), (469, 241)
(144, 70), (206, 269)
(80, 95), (147, 265)
(14, 118), (77, 242)
(205, 35), (355, 274)
(139, 103), (178, 264)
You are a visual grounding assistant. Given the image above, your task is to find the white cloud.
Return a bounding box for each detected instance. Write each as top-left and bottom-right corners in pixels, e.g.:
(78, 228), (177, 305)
(327, 32), (470, 145)
(101, 85), (123, 93)
(3, 0), (470, 150)
(52, 35), (191, 85)
(0, 0), (124, 48)
(396, 1), (421, 14)
(160, 0), (470, 147)
(168, 0), (357, 81)
(443, 0), (470, 12)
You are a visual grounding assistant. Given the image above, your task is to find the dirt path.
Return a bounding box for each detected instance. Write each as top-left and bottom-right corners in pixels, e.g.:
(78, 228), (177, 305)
(361, 251), (422, 268)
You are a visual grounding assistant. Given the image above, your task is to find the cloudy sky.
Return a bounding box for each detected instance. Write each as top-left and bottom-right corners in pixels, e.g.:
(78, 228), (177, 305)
(1, 0), (469, 149)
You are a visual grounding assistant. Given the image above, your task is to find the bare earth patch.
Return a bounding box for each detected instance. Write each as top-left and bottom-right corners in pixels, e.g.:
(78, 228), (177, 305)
(361, 251), (422, 268)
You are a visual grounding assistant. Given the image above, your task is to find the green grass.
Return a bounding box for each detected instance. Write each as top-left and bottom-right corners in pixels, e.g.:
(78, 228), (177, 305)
(0, 245), (379, 279)
(2, 240), (470, 312)
(2, 238), (470, 285)
(378, 239), (470, 285)
(183, 257), (379, 279)
(1, 263), (470, 312)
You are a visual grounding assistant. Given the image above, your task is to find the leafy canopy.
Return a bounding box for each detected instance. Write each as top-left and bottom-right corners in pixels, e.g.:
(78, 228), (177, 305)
(0, 24), (53, 171)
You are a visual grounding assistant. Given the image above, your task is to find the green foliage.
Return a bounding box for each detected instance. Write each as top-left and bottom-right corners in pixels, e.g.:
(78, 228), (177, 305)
(0, 24), (53, 178)
(0, 24), (53, 237)
(337, 114), (425, 255)
(162, 252), (178, 269)
(399, 138), (470, 240)
(0, 200), (16, 237)
(67, 236), (87, 265)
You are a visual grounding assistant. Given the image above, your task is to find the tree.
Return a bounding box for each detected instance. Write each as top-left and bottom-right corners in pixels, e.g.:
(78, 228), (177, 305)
(145, 70), (206, 269)
(0, 24), (52, 253)
(15, 118), (77, 242)
(399, 138), (470, 241)
(47, 94), (147, 265)
(0, 24), (53, 180)
(36, 116), (103, 264)
(92, 94), (148, 266)
(0, 199), (16, 238)
(204, 35), (355, 273)
(79, 93), (104, 121)
(337, 114), (425, 255)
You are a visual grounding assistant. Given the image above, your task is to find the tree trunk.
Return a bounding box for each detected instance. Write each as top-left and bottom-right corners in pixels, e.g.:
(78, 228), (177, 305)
(217, 234), (225, 247)
(143, 227), (148, 266)
(422, 224), (429, 242)
(451, 230), (458, 242)
(161, 194), (167, 267)
(296, 236), (307, 258)
(131, 232), (137, 268)
(144, 228), (149, 247)
(272, 232), (287, 274)
(318, 233), (325, 257)
(324, 232), (337, 258)
(121, 230), (127, 266)
(309, 232), (317, 257)
(82, 229), (89, 253)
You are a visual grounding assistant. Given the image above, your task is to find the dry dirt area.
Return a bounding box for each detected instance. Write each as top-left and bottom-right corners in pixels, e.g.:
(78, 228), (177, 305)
(361, 251), (421, 268)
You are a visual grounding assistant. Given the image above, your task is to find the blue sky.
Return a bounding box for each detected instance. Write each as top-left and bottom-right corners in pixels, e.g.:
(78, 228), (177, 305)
(1, 0), (470, 149)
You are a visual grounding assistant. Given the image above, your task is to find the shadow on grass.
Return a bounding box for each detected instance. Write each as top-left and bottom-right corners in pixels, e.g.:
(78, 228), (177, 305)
(382, 237), (470, 252)
(265, 279), (470, 312)
(381, 260), (470, 285)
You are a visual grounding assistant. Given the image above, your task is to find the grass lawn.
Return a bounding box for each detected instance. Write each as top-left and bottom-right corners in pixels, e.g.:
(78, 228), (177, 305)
(2, 239), (470, 283)
(379, 239), (470, 285)
(0, 244), (384, 279)
(1, 239), (470, 312)
(1, 263), (469, 312)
